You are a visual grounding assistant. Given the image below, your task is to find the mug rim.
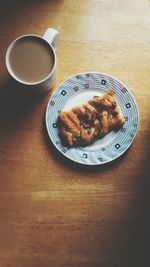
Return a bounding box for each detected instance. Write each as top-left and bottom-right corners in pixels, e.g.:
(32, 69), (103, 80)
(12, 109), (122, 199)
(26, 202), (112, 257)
(5, 34), (57, 86)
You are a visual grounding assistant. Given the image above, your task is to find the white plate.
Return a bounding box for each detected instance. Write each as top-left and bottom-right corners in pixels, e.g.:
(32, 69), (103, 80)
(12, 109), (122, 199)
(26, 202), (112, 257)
(45, 72), (139, 165)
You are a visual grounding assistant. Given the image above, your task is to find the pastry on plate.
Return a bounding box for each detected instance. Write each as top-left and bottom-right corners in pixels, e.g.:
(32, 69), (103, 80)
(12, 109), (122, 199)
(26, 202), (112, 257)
(58, 89), (125, 147)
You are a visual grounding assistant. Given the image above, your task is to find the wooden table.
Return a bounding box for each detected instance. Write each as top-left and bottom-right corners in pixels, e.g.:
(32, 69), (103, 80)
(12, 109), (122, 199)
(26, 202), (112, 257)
(0, 1), (150, 266)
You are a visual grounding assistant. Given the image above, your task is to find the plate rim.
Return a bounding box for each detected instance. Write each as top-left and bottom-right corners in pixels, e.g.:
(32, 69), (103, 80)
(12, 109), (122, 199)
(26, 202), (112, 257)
(45, 71), (139, 165)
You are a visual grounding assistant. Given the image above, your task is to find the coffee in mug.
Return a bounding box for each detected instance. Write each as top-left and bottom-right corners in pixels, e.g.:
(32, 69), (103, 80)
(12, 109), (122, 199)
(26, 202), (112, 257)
(6, 28), (59, 91)
(9, 37), (54, 84)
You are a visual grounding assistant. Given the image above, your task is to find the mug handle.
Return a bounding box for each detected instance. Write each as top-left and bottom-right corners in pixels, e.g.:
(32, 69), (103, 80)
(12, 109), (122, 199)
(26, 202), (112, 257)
(43, 28), (59, 50)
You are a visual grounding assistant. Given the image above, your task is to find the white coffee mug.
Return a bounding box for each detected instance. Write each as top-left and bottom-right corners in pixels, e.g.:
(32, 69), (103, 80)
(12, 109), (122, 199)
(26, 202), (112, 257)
(5, 28), (59, 92)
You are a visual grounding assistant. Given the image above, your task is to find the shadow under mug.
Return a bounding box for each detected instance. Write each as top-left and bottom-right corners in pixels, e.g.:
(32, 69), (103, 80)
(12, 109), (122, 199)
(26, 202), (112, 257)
(5, 28), (59, 93)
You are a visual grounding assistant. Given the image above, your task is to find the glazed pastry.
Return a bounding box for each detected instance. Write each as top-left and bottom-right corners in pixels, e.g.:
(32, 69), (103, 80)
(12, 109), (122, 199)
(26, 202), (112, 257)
(58, 89), (125, 147)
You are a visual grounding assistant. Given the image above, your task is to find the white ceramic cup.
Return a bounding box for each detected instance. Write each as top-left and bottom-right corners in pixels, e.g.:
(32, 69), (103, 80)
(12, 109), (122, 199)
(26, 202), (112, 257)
(5, 28), (59, 92)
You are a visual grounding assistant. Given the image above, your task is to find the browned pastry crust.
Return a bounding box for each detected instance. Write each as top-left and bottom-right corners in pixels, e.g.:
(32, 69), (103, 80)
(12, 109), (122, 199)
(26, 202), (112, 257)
(57, 89), (125, 147)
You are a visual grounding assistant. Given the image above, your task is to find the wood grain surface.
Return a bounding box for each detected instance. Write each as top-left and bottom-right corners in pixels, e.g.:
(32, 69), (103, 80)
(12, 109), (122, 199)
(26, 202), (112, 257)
(0, 0), (150, 266)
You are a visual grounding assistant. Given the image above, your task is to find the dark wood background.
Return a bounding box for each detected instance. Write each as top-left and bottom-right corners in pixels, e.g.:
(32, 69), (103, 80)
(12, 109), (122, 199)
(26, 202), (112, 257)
(0, 0), (150, 266)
